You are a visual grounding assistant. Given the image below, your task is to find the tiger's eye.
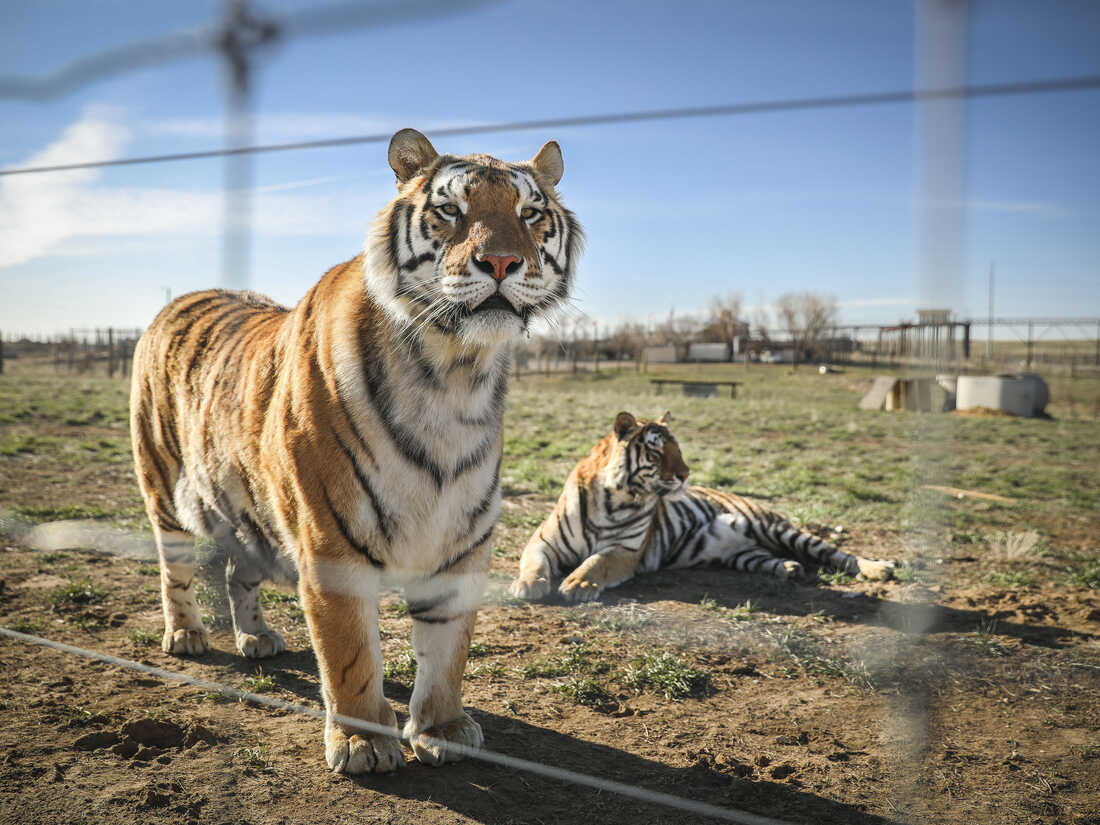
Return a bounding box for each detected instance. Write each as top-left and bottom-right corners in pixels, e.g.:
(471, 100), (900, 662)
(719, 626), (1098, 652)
(520, 206), (540, 221)
(437, 204), (460, 217)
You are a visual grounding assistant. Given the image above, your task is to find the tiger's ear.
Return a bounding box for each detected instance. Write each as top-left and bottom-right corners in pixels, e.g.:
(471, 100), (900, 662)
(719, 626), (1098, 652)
(613, 411), (636, 440)
(656, 410), (671, 425)
(530, 140), (564, 186)
(388, 128), (439, 183)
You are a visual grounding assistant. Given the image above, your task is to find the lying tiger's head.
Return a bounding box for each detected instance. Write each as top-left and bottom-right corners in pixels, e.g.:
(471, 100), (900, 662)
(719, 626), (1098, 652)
(365, 128), (583, 349)
(601, 410), (691, 498)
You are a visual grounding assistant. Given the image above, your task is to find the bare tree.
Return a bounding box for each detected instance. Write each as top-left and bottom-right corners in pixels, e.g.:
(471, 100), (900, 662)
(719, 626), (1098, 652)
(609, 319), (646, 363)
(775, 291), (838, 368)
(653, 308), (698, 359)
(707, 292), (746, 358)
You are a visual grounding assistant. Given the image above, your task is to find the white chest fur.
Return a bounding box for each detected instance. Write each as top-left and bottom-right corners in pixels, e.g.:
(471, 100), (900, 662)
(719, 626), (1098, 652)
(330, 327), (507, 574)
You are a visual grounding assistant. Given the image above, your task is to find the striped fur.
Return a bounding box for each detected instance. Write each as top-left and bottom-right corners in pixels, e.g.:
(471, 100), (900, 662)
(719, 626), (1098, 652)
(509, 411), (896, 602)
(130, 129), (581, 774)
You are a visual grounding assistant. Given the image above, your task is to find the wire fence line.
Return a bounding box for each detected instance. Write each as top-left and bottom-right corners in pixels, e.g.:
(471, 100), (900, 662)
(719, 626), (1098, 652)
(0, 625), (796, 825)
(0, 0), (503, 102)
(4, 73), (1100, 178)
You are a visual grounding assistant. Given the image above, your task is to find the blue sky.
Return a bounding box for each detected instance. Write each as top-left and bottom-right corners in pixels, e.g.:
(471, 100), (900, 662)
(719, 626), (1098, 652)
(1, 0), (1098, 337)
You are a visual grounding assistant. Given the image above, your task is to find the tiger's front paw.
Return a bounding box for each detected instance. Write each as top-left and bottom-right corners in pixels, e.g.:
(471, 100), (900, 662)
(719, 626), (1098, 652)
(508, 575), (551, 601)
(559, 574), (602, 602)
(857, 558), (897, 581)
(404, 712), (483, 766)
(325, 720), (405, 774)
(235, 629), (286, 659)
(162, 627), (209, 656)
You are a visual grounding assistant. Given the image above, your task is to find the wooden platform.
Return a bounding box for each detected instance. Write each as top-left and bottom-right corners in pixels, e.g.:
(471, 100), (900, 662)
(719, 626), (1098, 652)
(650, 379), (740, 399)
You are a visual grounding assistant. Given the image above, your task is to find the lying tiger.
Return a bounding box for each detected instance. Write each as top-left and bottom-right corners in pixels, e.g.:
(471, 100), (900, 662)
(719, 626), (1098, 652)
(509, 411), (896, 601)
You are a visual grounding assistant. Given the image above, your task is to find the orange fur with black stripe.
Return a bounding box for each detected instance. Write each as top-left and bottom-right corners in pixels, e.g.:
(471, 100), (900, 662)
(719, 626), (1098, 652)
(130, 129), (582, 774)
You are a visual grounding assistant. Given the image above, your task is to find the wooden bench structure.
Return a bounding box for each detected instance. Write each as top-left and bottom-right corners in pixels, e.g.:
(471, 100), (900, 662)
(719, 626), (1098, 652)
(650, 378), (741, 399)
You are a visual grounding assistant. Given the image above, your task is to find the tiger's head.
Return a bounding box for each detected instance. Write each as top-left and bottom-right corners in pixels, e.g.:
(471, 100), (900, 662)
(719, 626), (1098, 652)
(365, 128), (583, 349)
(601, 410), (691, 498)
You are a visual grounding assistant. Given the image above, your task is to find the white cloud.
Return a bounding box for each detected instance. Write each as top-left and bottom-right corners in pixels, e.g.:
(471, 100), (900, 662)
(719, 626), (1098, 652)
(0, 110), (395, 268)
(0, 108), (130, 267)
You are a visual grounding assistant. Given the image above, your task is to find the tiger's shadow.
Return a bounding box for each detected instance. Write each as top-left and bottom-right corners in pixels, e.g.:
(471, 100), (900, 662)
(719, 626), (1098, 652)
(343, 708), (902, 825)
(196, 649), (899, 824)
(594, 567), (1094, 650)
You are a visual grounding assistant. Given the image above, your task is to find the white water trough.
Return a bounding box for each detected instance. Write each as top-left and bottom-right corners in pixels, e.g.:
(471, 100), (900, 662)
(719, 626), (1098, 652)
(955, 374), (1049, 418)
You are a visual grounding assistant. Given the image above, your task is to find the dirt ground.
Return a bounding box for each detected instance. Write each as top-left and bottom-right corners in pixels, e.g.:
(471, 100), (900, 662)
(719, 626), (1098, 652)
(2, 523), (1099, 825)
(1, 370), (1099, 824)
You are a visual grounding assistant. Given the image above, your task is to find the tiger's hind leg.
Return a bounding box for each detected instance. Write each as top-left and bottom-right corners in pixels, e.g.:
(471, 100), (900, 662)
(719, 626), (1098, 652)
(683, 515), (805, 581)
(226, 554), (286, 659)
(768, 519), (896, 581)
(155, 527), (210, 656)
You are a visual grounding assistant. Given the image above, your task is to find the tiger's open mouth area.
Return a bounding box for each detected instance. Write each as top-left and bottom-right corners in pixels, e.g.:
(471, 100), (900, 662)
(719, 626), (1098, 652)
(469, 293), (523, 317)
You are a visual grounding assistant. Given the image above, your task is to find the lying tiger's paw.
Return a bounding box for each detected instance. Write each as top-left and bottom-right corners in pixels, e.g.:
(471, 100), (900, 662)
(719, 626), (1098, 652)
(857, 558), (897, 581)
(778, 560), (804, 581)
(235, 629), (286, 659)
(325, 720), (405, 774)
(405, 712), (483, 766)
(508, 575), (551, 601)
(559, 574), (602, 602)
(162, 627), (209, 656)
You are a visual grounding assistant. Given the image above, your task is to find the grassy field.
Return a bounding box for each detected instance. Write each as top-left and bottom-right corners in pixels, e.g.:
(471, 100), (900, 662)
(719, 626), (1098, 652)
(1, 364), (1098, 825)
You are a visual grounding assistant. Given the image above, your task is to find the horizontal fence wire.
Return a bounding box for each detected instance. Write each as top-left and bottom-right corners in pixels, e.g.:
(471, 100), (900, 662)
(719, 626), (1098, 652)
(0, 625), (797, 825)
(4, 73), (1100, 178)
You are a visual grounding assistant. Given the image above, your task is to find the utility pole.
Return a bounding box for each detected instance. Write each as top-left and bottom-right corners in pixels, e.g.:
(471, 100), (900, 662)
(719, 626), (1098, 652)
(986, 262), (994, 360)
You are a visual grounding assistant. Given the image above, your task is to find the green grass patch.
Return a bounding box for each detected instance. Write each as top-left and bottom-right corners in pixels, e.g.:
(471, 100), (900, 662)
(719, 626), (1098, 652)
(466, 660), (508, 680)
(467, 641), (490, 658)
(384, 647), (418, 683)
(986, 570), (1036, 588)
(382, 601), (409, 618)
(193, 690), (232, 705)
(624, 651), (708, 700)
(48, 578), (107, 608)
(234, 745), (275, 773)
(3, 616), (44, 634)
(128, 627), (160, 646)
(16, 503), (117, 521)
(818, 569), (856, 586)
(62, 705), (99, 727)
(764, 625), (877, 689)
(521, 642), (609, 679)
(0, 434), (64, 456)
(241, 667), (278, 693)
(1065, 558), (1100, 589)
(498, 510), (545, 530)
(552, 676), (614, 707)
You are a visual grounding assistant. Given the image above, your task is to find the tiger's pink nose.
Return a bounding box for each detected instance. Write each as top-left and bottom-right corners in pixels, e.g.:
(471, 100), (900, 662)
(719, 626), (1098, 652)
(476, 254), (521, 281)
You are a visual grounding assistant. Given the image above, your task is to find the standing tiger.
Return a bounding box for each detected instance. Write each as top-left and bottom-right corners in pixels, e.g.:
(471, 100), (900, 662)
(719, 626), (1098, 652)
(130, 129), (582, 774)
(509, 411), (896, 602)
